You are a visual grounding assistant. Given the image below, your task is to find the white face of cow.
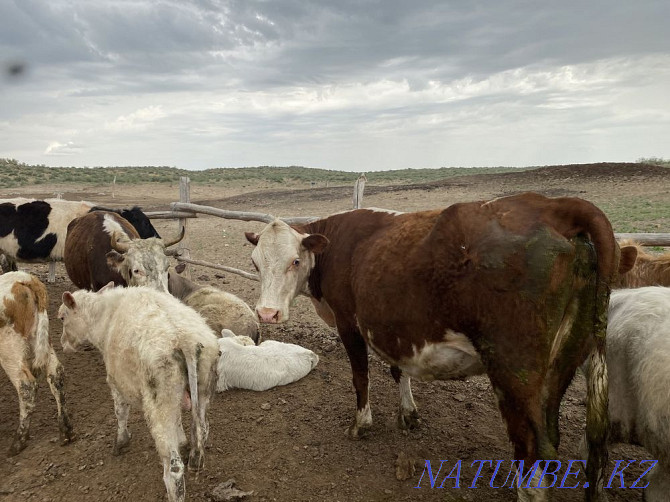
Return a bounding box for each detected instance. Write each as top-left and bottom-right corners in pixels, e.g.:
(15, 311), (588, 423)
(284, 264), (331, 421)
(107, 237), (171, 292)
(58, 290), (90, 352)
(245, 220), (328, 324)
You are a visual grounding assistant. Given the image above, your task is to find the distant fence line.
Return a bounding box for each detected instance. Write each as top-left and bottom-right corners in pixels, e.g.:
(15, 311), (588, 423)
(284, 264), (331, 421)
(147, 176), (670, 283)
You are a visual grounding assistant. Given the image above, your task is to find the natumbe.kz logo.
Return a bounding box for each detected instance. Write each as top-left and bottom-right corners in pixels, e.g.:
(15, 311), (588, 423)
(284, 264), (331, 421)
(415, 459), (657, 490)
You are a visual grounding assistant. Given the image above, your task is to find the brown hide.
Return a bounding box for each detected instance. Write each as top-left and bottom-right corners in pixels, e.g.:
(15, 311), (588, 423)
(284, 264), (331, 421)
(64, 211), (140, 291)
(614, 240), (670, 288)
(292, 192), (618, 492)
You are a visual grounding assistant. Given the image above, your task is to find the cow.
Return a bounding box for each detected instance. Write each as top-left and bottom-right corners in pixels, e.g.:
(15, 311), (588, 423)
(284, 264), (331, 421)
(0, 198), (160, 274)
(216, 329), (318, 392)
(64, 211), (184, 292)
(168, 265), (260, 343)
(0, 271), (74, 455)
(89, 205), (160, 239)
(245, 192), (632, 501)
(613, 239), (670, 288)
(0, 198), (94, 270)
(58, 284), (220, 502)
(581, 286), (670, 501)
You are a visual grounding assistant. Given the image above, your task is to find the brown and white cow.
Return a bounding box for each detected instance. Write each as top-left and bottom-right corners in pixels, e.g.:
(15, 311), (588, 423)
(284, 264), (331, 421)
(58, 284), (220, 502)
(246, 192), (632, 501)
(0, 271), (73, 455)
(64, 211), (184, 292)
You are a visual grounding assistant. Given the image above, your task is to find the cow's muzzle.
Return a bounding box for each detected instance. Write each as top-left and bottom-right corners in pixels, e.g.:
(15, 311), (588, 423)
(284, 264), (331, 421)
(257, 307), (281, 324)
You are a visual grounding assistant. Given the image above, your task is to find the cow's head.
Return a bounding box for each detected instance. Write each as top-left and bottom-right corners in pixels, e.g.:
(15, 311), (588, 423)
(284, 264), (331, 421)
(58, 290), (89, 352)
(245, 219), (328, 324)
(106, 228), (184, 292)
(59, 283), (115, 352)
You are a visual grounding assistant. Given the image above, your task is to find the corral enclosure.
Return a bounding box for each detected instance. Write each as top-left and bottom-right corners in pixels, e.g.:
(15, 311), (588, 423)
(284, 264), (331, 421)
(1, 162), (669, 502)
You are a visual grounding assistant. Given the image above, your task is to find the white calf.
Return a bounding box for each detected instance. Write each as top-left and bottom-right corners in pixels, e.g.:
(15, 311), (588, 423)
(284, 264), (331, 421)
(0, 271), (73, 455)
(602, 286), (670, 501)
(217, 329), (318, 392)
(58, 285), (220, 502)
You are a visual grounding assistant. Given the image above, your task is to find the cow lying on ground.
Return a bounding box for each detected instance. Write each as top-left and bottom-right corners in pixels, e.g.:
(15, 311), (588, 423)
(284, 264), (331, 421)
(216, 329), (318, 391)
(168, 264), (259, 343)
(613, 240), (670, 288)
(64, 211), (183, 292)
(58, 284), (219, 502)
(0, 271), (73, 455)
(582, 286), (670, 501)
(246, 192), (633, 501)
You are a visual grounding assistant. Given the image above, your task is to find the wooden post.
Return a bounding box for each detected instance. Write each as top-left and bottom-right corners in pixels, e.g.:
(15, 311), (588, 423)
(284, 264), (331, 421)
(178, 176), (192, 279)
(112, 175), (116, 199)
(353, 174), (367, 209)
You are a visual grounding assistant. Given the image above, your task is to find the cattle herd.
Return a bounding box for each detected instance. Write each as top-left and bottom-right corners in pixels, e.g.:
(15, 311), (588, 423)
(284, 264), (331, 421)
(1, 193), (669, 502)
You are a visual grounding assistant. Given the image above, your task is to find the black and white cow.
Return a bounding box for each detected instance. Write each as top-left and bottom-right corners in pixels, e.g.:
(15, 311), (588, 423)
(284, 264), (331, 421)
(0, 198), (159, 274)
(0, 198), (94, 271)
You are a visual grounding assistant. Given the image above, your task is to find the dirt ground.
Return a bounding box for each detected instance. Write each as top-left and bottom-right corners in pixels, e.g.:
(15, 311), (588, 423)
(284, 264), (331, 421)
(1, 163), (668, 502)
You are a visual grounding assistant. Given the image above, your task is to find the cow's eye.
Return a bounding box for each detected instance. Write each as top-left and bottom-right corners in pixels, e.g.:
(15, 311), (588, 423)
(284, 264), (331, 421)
(293, 259), (300, 267)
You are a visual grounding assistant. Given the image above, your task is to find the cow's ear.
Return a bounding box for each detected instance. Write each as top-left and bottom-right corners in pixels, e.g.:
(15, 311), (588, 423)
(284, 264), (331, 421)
(302, 234), (329, 254)
(245, 232), (259, 246)
(106, 250), (125, 270)
(62, 292), (76, 309)
(98, 281), (115, 293)
(618, 245), (638, 275)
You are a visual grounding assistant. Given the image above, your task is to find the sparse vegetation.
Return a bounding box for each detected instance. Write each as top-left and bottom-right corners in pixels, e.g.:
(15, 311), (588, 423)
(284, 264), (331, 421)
(637, 157), (670, 167)
(0, 158), (522, 188)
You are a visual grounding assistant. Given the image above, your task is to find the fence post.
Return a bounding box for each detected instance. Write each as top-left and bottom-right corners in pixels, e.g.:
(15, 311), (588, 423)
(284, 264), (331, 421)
(353, 174), (367, 209)
(178, 176), (192, 279)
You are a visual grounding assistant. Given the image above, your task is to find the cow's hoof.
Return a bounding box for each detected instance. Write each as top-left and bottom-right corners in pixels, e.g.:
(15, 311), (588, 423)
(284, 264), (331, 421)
(8, 439), (27, 457)
(112, 431), (131, 456)
(188, 449), (204, 472)
(59, 420), (75, 445)
(397, 408), (421, 430)
(60, 432), (75, 446)
(345, 422), (371, 440)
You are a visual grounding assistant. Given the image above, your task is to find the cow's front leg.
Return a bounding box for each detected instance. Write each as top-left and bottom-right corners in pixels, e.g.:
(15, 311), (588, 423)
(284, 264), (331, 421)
(340, 324), (372, 439)
(109, 385), (132, 455)
(391, 366), (420, 430)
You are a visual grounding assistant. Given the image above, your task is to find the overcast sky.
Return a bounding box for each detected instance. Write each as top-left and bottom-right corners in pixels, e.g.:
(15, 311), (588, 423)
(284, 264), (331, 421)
(1, 1), (669, 172)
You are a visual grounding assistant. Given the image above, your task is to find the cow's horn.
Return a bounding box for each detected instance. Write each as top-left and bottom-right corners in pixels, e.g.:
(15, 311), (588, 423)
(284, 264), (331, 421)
(163, 226), (185, 248)
(110, 231), (131, 253)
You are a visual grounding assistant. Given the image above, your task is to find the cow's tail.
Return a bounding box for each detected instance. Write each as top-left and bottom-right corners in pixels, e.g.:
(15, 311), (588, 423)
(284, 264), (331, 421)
(182, 342), (206, 474)
(18, 279), (51, 371)
(585, 330), (608, 501)
(564, 198), (613, 502)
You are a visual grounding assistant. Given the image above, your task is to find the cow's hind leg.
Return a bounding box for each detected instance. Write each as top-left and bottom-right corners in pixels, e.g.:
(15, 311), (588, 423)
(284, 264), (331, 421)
(109, 384), (132, 455)
(0, 333), (38, 456)
(143, 376), (186, 502)
(340, 323), (372, 439)
(390, 366), (420, 430)
(45, 348), (74, 446)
